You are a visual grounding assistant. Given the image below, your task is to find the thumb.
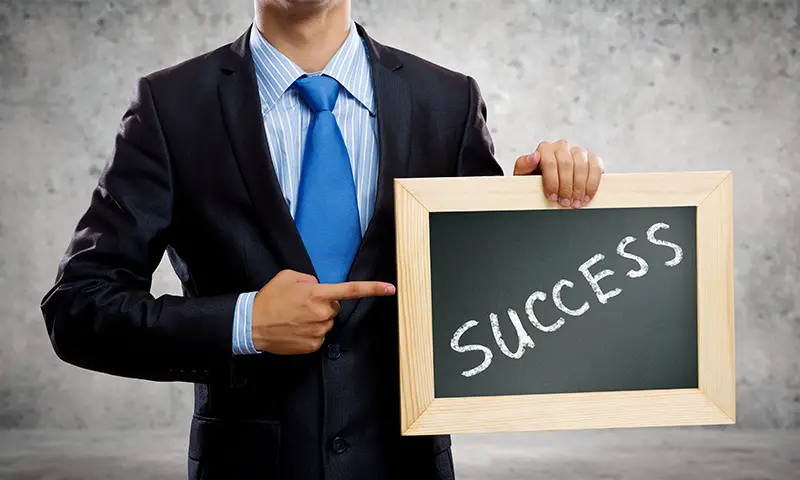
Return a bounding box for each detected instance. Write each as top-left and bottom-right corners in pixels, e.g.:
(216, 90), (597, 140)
(513, 151), (541, 175)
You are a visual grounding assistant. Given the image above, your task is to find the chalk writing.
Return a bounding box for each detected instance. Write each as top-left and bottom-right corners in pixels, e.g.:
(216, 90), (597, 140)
(451, 320), (493, 377)
(450, 221), (685, 377)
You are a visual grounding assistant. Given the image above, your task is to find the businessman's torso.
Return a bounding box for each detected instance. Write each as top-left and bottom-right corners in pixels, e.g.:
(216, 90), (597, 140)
(146, 26), (498, 479)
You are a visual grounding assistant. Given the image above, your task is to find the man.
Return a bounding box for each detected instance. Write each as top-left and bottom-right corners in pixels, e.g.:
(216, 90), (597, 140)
(40, 0), (604, 478)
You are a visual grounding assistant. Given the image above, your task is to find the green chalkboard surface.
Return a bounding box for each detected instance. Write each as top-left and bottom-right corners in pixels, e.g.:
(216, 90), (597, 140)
(430, 206), (698, 398)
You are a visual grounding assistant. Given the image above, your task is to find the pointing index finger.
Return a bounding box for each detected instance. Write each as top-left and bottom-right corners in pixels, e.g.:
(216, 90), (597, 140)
(314, 281), (397, 301)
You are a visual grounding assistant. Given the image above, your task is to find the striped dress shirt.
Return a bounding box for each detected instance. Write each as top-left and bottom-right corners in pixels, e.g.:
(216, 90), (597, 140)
(232, 22), (379, 355)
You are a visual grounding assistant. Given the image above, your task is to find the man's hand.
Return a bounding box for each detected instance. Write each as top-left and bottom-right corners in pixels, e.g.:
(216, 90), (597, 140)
(513, 140), (605, 209)
(251, 270), (396, 354)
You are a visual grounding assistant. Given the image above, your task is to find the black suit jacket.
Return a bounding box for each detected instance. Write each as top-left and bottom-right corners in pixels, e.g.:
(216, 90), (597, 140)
(41, 24), (503, 480)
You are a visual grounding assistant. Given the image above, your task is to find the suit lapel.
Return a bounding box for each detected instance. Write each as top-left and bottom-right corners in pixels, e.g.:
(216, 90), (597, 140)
(337, 25), (412, 325)
(218, 28), (315, 277)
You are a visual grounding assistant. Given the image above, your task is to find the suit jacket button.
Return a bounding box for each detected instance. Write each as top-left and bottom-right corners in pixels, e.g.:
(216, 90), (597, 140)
(331, 437), (348, 454)
(327, 343), (342, 360)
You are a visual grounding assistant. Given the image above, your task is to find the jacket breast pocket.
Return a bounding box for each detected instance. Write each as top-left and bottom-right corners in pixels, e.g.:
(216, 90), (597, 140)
(188, 414), (281, 479)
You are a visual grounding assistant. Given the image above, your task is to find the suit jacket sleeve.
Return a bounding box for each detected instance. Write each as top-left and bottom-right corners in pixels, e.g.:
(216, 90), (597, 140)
(455, 76), (505, 177)
(40, 78), (238, 383)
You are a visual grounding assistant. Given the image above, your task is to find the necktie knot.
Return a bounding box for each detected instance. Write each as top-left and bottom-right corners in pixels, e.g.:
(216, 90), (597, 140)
(293, 75), (340, 112)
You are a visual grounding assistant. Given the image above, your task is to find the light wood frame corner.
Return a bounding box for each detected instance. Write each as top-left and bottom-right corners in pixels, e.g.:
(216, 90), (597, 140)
(394, 172), (735, 436)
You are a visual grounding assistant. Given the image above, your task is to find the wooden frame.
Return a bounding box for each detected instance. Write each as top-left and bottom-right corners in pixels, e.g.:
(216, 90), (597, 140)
(394, 172), (735, 435)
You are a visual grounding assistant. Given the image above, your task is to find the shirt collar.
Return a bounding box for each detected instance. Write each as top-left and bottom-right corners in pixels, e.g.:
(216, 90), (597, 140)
(249, 21), (375, 115)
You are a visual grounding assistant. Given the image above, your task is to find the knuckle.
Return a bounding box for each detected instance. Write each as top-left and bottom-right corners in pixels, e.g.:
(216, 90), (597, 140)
(572, 148), (588, 163)
(537, 141), (550, 151)
(555, 139), (569, 148)
(596, 156), (606, 171)
(589, 152), (605, 169)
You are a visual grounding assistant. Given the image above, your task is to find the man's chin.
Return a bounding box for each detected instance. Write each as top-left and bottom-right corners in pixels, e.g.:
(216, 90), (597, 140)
(261, 0), (343, 11)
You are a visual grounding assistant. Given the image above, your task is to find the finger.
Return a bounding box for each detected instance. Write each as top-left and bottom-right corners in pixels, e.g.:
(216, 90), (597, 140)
(314, 281), (397, 301)
(554, 140), (573, 206)
(570, 146), (588, 208)
(585, 152), (603, 201)
(315, 319), (334, 336)
(513, 151), (541, 176)
(307, 336), (325, 352)
(314, 301), (340, 321)
(311, 301), (339, 321)
(538, 144), (559, 202)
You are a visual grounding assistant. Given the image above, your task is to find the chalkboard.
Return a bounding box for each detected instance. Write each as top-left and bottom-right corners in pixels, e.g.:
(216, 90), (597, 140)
(395, 173), (735, 435)
(430, 207), (698, 398)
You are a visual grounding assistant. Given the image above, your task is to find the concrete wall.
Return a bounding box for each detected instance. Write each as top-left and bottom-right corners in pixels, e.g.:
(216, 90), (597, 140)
(0, 0), (797, 430)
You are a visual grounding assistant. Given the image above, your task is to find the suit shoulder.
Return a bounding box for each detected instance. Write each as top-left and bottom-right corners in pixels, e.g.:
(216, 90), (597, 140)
(141, 42), (234, 92)
(381, 45), (481, 122)
(385, 45), (471, 87)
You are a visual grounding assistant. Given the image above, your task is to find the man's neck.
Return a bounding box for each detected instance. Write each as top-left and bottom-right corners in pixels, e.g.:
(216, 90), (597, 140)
(254, 1), (351, 73)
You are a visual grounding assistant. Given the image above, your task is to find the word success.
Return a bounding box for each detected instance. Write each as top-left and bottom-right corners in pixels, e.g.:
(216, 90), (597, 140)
(450, 222), (684, 378)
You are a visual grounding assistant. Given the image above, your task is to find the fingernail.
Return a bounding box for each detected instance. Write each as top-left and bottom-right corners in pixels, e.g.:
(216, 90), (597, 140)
(559, 198), (571, 207)
(385, 285), (396, 295)
(573, 200), (582, 209)
(548, 193), (558, 202)
(584, 195), (590, 204)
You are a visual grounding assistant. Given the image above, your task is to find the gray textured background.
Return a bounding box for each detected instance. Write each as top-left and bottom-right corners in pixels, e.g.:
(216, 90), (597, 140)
(1, 0), (798, 437)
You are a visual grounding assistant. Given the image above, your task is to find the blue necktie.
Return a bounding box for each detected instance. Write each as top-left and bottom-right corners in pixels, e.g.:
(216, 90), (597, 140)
(293, 75), (361, 284)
